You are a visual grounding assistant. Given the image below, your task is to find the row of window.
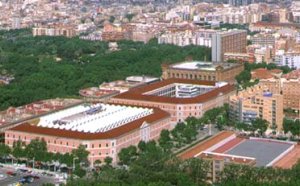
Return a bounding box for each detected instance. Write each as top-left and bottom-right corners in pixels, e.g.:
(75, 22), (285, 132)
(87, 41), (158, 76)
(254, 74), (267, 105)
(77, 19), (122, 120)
(169, 73), (216, 81)
(6, 134), (114, 148)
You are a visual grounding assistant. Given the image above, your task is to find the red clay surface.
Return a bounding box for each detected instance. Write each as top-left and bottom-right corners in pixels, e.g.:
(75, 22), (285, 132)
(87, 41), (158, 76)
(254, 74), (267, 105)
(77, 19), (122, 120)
(178, 131), (235, 160)
(213, 137), (244, 153)
(273, 145), (300, 169)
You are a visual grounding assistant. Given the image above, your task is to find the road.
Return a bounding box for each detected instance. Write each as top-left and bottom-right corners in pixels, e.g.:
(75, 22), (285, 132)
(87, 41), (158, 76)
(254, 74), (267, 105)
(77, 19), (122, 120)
(0, 167), (60, 186)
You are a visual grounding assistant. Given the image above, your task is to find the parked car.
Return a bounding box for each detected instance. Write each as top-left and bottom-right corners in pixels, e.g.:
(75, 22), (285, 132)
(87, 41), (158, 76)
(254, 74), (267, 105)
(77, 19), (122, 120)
(31, 175), (40, 179)
(6, 171), (17, 176)
(20, 175), (34, 184)
(0, 173), (6, 179)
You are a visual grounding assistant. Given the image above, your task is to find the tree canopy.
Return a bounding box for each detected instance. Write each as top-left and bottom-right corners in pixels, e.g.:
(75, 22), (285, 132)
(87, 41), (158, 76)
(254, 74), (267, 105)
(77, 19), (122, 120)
(0, 29), (211, 111)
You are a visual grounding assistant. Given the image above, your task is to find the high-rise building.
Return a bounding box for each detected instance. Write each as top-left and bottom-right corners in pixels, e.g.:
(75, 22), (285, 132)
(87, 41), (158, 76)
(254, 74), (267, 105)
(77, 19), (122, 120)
(229, 0), (253, 6)
(211, 30), (247, 62)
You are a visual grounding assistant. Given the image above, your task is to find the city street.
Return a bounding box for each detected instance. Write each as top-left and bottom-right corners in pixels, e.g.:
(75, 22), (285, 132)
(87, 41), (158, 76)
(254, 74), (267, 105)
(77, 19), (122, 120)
(0, 166), (60, 186)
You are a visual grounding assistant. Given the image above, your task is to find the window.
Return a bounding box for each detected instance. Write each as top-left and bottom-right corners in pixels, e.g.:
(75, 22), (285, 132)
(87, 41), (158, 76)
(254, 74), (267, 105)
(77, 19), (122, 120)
(54, 140), (56, 144)
(92, 144), (94, 148)
(140, 122), (150, 142)
(112, 142), (114, 147)
(106, 143), (108, 147)
(66, 142), (68, 146)
(99, 144), (101, 148)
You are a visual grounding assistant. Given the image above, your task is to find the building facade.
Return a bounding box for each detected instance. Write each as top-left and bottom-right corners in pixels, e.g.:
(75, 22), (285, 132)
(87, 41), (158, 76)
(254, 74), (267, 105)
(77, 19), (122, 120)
(229, 85), (284, 131)
(277, 51), (300, 69)
(259, 70), (300, 110)
(5, 103), (171, 165)
(212, 30), (247, 62)
(32, 26), (76, 38)
(111, 78), (235, 126)
(161, 61), (244, 83)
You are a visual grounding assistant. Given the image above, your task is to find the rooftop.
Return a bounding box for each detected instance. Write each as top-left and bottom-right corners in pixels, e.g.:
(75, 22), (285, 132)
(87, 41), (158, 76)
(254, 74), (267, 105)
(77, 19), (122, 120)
(199, 151), (256, 165)
(282, 69), (300, 80)
(113, 78), (235, 104)
(38, 103), (153, 133)
(0, 99), (82, 127)
(179, 132), (296, 167)
(9, 104), (170, 140)
(125, 76), (160, 83)
(79, 87), (119, 98)
(169, 61), (242, 71)
(251, 68), (282, 80)
(226, 138), (294, 167)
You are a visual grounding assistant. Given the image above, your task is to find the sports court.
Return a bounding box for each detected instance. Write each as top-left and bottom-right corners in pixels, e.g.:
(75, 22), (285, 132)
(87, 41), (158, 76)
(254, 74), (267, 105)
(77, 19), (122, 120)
(226, 139), (294, 166)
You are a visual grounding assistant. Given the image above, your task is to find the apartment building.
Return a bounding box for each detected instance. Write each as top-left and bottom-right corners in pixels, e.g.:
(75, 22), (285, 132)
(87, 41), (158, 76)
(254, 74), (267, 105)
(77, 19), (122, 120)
(224, 53), (255, 63)
(32, 26), (76, 38)
(158, 29), (216, 47)
(212, 30), (247, 62)
(229, 85), (284, 131)
(259, 69), (300, 110)
(277, 50), (300, 69)
(251, 34), (276, 47)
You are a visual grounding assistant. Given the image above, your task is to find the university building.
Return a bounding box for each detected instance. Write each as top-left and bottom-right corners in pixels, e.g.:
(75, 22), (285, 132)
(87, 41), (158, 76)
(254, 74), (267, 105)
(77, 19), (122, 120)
(161, 61), (244, 83)
(5, 103), (171, 165)
(111, 78), (235, 126)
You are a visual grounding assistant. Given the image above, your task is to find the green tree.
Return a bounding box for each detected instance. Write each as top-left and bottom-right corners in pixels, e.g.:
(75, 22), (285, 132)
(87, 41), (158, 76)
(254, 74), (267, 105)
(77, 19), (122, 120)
(12, 140), (26, 160)
(94, 159), (101, 168)
(104, 156), (113, 166)
(72, 144), (89, 164)
(24, 138), (48, 161)
(118, 146), (138, 166)
(158, 130), (173, 151)
(125, 14), (135, 22)
(73, 165), (86, 178)
(109, 16), (115, 23)
(252, 118), (269, 136)
(183, 158), (209, 185)
(0, 143), (11, 158)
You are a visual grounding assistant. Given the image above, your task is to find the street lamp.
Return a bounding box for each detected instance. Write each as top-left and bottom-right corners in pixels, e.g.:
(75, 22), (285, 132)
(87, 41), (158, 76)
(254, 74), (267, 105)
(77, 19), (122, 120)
(73, 157), (79, 171)
(33, 157), (35, 171)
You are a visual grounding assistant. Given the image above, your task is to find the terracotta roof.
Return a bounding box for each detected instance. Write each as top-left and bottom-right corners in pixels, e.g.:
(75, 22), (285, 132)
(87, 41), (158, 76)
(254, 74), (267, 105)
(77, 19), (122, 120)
(270, 69), (283, 74)
(198, 151), (256, 165)
(282, 69), (300, 79)
(178, 131), (235, 159)
(253, 22), (300, 29)
(251, 68), (275, 80)
(8, 107), (170, 140)
(113, 78), (235, 104)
